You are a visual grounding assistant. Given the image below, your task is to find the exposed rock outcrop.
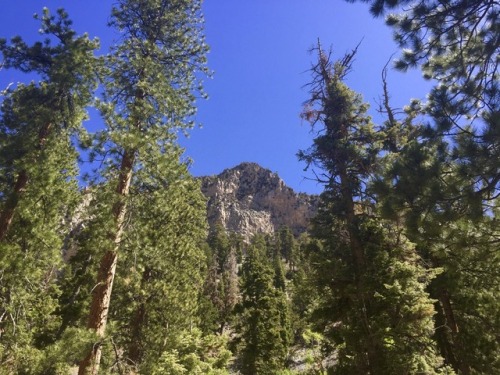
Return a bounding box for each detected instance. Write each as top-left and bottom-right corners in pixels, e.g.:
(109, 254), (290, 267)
(200, 162), (318, 241)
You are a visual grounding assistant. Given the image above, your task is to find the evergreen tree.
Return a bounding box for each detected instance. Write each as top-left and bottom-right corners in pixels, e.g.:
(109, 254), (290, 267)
(354, 0), (498, 245)
(202, 225), (240, 334)
(238, 235), (290, 375)
(298, 43), (446, 374)
(0, 9), (98, 372)
(0, 8), (97, 240)
(277, 226), (296, 271)
(109, 160), (231, 373)
(358, 0), (497, 119)
(355, 0), (499, 235)
(209, 224), (233, 273)
(77, 0), (209, 373)
(350, 1), (499, 372)
(289, 234), (321, 337)
(373, 99), (500, 373)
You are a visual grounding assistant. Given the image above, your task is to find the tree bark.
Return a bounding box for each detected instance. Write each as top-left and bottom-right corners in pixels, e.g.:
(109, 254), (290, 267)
(128, 267), (152, 365)
(0, 122), (52, 241)
(439, 289), (470, 375)
(78, 149), (135, 375)
(0, 170), (28, 241)
(314, 43), (382, 374)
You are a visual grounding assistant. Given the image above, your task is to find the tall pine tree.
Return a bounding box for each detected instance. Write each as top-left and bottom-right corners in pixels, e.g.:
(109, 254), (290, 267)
(238, 235), (291, 375)
(351, 1), (499, 372)
(299, 43), (446, 374)
(0, 9), (98, 373)
(77, 0), (209, 373)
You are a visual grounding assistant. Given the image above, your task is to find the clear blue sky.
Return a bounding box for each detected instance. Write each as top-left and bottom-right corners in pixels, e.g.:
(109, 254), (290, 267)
(0, 1), (430, 194)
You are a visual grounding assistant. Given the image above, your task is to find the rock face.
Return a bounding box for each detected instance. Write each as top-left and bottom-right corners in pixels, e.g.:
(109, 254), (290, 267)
(200, 162), (318, 241)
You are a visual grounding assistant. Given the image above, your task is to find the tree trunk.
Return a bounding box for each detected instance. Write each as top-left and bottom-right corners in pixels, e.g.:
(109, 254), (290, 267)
(0, 170), (28, 240)
(78, 250), (119, 375)
(0, 122), (52, 241)
(439, 289), (470, 375)
(128, 267), (152, 366)
(78, 149), (135, 375)
(128, 303), (146, 365)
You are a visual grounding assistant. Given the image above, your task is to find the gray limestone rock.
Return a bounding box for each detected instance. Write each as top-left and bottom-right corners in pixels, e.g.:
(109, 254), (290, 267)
(200, 162), (318, 241)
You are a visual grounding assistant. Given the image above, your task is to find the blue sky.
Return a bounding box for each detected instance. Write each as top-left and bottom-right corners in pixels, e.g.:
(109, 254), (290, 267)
(0, 1), (430, 194)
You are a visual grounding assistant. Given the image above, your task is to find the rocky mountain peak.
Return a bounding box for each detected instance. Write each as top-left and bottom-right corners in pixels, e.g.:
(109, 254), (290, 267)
(201, 163), (318, 241)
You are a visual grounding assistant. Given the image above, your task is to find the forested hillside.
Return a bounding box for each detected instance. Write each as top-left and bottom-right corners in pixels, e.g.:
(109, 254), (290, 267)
(0, 0), (497, 374)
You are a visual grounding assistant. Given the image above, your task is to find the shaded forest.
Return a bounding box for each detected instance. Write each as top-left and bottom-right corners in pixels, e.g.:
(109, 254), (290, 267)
(0, 0), (498, 374)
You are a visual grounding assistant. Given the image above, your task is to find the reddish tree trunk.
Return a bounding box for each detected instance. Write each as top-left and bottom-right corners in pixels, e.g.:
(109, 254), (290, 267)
(439, 290), (470, 375)
(78, 149), (135, 375)
(0, 122), (52, 241)
(0, 171), (28, 240)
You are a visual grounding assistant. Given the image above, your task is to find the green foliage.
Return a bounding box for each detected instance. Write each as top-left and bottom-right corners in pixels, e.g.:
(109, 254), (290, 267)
(1, 1), (495, 373)
(201, 225), (241, 334)
(67, 0), (212, 372)
(277, 226), (297, 271)
(310, 214), (446, 374)
(431, 218), (500, 374)
(356, 2), (500, 372)
(359, 0), (497, 115)
(0, 8), (97, 372)
(237, 235), (292, 374)
(299, 43), (445, 374)
(358, 0), (499, 209)
(146, 328), (231, 375)
(0, 327), (97, 375)
(116, 162), (209, 368)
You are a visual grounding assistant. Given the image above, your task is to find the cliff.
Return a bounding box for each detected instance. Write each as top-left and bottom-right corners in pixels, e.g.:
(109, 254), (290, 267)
(200, 162), (317, 241)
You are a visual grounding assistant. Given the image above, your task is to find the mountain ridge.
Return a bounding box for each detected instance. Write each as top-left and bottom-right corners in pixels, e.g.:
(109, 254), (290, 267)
(200, 162), (318, 241)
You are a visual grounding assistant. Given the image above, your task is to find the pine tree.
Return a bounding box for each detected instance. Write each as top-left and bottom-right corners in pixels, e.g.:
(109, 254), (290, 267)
(351, 1), (499, 372)
(0, 9), (97, 372)
(0, 9), (97, 240)
(238, 235), (290, 375)
(77, 0), (209, 373)
(202, 225), (240, 334)
(299, 43), (446, 374)
(373, 100), (500, 374)
(277, 226), (296, 271)
(358, 0), (499, 235)
(289, 235), (327, 372)
(111, 160), (230, 372)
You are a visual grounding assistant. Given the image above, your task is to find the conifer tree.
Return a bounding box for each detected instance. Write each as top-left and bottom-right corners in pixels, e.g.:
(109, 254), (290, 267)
(373, 87), (500, 374)
(202, 225), (240, 334)
(359, 0), (499, 211)
(77, 0), (209, 373)
(277, 226), (296, 270)
(299, 43), (446, 374)
(238, 235), (290, 375)
(0, 9), (97, 240)
(349, 1), (499, 372)
(109, 160), (232, 373)
(0, 9), (97, 372)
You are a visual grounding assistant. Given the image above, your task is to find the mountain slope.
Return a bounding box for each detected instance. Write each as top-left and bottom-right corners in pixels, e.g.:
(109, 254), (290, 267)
(200, 162), (317, 241)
